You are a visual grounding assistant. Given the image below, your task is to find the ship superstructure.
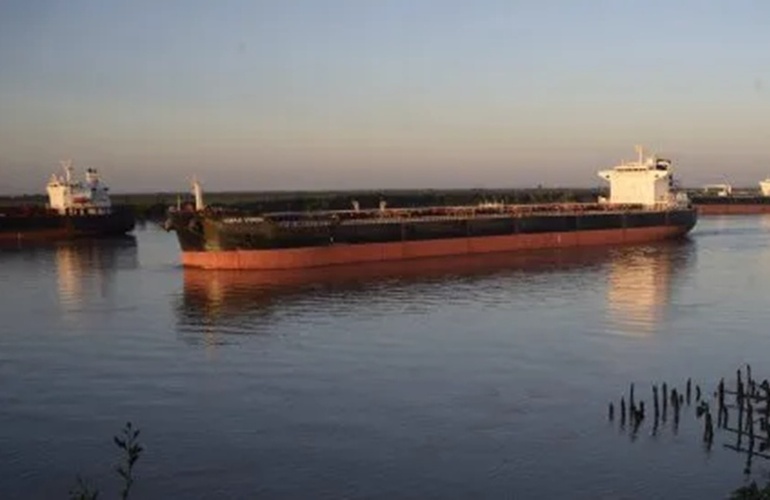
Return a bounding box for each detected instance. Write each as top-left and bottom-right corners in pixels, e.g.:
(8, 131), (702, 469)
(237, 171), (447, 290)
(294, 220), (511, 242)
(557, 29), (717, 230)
(46, 160), (113, 215)
(598, 146), (683, 207)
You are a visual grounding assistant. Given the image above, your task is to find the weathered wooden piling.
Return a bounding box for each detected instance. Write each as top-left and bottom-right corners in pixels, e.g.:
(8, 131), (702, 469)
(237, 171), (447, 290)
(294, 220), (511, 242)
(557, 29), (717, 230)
(747, 399), (754, 433)
(672, 388), (681, 427)
(763, 381), (770, 421)
(717, 378), (725, 428)
(609, 368), (770, 463)
(738, 390), (745, 446)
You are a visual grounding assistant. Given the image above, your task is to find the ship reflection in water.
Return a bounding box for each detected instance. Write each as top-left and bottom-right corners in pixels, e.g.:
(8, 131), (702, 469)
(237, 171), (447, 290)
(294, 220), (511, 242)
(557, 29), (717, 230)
(54, 236), (138, 310)
(178, 240), (695, 344)
(605, 241), (695, 336)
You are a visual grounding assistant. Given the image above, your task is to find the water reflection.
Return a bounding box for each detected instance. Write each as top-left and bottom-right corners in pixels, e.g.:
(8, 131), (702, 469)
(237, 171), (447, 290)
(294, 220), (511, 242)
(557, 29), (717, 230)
(605, 240), (696, 336)
(176, 243), (695, 343)
(53, 237), (138, 309)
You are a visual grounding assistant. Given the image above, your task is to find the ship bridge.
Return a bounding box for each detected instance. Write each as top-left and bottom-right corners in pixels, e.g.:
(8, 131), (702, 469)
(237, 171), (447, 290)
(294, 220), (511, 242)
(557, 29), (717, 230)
(46, 160), (113, 215)
(598, 146), (682, 207)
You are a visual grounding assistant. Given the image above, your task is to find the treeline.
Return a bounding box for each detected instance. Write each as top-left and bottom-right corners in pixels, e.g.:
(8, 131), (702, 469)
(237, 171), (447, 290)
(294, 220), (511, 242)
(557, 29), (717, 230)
(136, 187), (604, 220)
(0, 188), (605, 222)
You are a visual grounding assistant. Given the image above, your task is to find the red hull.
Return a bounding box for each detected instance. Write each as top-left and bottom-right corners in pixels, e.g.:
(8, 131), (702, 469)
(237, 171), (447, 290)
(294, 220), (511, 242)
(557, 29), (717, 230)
(182, 224), (690, 270)
(696, 205), (770, 215)
(0, 229), (71, 242)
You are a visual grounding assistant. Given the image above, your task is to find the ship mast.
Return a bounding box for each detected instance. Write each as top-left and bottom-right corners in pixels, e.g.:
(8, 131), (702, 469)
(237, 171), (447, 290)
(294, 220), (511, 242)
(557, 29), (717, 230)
(60, 159), (74, 183)
(192, 175), (205, 211)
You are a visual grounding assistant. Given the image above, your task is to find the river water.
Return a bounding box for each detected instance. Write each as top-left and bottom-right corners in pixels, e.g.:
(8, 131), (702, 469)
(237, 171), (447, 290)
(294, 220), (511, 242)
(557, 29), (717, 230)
(2, 216), (770, 499)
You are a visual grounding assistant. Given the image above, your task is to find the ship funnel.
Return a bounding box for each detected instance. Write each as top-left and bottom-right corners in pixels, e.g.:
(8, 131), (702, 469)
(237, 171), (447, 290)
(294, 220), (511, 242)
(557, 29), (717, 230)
(379, 199), (387, 212)
(351, 200), (360, 212)
(192, 176), (205, 211)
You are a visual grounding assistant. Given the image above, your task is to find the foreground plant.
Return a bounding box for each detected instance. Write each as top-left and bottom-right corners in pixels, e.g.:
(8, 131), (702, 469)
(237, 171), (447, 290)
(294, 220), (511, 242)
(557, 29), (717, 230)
(68, 421), (143, 500)
(731, 480), (770, 500)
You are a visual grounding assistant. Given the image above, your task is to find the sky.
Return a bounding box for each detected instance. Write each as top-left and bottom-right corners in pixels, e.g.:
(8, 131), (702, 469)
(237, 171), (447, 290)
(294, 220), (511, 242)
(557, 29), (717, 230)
(1, 0), (769, 194)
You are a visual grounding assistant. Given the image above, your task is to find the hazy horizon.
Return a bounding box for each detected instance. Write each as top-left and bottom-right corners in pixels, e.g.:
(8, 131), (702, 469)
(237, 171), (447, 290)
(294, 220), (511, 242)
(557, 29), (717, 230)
(2, 1), (769, 195)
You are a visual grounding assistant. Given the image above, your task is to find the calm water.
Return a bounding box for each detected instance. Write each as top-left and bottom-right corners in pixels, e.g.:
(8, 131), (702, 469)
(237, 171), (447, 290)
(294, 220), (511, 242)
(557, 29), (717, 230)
(2, 217), (770, 499)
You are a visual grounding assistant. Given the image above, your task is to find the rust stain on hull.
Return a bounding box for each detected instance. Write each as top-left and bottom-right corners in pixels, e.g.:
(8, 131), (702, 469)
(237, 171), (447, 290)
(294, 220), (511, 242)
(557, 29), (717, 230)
(182, 225), (691, 270)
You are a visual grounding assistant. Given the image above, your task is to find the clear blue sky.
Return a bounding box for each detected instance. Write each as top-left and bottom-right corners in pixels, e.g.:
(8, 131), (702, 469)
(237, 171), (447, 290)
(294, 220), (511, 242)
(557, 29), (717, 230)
(1, 0), (769, 194)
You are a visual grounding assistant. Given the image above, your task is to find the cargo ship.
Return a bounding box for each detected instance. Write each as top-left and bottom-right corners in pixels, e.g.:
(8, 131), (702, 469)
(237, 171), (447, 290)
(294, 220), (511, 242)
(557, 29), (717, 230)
(690, 181), (770, 215)
(165, 146), (698, 270)
(0, 160), (135, 242)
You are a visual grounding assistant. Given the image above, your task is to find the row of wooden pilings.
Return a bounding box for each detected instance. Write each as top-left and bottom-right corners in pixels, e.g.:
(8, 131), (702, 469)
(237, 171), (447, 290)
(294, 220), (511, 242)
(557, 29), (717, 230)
(608, 365), (770, 474)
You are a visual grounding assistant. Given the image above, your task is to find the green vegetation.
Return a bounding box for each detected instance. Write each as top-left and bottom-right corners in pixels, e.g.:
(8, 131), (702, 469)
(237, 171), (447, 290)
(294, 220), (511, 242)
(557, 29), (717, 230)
(69, 422), (143, 500)
(0, 188), (606, 222)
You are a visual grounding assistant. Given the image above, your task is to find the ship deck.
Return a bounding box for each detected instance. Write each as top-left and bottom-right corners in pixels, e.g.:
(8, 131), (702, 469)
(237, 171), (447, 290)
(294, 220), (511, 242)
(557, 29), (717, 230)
(210, 202), (687, 228)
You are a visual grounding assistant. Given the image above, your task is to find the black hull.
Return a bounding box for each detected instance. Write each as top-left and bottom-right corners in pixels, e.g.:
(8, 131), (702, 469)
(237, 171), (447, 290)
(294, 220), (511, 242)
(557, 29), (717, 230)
(0, 205), (136, 241)
(167, 206), (698, 253)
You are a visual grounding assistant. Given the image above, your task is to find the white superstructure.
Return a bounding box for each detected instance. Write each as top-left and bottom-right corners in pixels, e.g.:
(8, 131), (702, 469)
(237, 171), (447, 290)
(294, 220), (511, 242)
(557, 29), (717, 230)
(760, 179), (770, 197)
(702, 184), (732, 197)
(46, 160), (113, 215)
(598, 146), (684, 207)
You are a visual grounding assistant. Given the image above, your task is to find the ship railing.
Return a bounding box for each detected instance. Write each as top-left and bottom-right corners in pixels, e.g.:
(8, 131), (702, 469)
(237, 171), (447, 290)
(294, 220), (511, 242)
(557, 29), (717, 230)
(261, 202), (681, 228)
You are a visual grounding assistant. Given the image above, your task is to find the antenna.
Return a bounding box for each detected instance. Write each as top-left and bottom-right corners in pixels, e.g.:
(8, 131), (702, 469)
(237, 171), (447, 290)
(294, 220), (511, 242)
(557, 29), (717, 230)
(60, 159), (74, 183)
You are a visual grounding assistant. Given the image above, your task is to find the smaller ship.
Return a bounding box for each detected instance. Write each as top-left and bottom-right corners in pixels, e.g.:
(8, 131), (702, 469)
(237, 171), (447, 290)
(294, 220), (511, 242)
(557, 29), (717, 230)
(0, 160), (135, 242)
(691, 179), (770, 215)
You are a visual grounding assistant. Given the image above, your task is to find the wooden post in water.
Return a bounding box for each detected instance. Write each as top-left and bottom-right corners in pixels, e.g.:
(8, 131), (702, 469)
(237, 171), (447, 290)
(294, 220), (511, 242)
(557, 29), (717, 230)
(747, 364), (753, 391)
(672, 388), (680, 429)
(704, 408), (714, 446)
(687, 378), (692, 405)
(718, 378), (725, 427)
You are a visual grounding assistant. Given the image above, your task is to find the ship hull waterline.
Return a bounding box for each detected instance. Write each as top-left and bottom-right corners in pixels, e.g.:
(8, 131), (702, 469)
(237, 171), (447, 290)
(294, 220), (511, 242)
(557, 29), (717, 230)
(181, 224), (692, 270)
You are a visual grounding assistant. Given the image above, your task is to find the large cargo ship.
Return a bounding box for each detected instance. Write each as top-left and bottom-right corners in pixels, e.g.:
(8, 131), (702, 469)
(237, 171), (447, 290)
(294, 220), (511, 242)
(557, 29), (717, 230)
(0, 160), (135, 242)
(165, 147), (698, 270)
